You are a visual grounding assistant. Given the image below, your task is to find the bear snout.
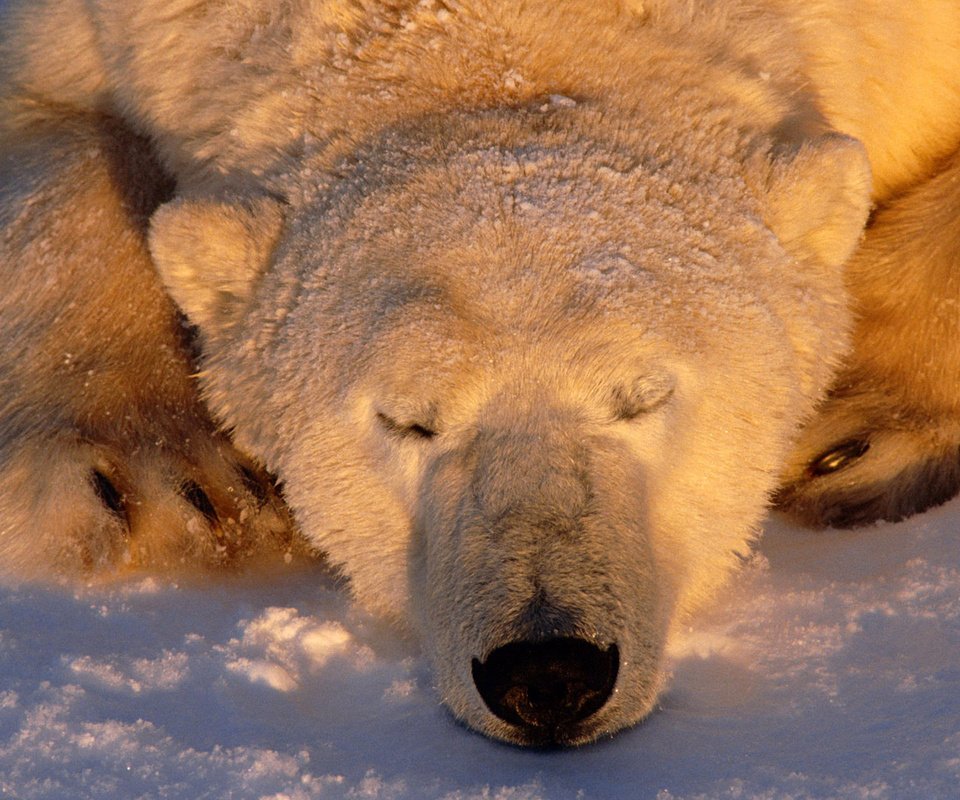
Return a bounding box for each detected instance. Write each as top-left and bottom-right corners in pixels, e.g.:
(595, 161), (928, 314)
(471, 637), (619, 745)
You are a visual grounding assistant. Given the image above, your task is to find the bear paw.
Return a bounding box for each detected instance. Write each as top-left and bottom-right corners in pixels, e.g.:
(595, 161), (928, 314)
(0, 430), (302, 579)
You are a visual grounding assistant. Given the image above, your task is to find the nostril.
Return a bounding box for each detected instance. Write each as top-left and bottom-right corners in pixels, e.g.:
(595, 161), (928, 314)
(472, 637), (619, 732)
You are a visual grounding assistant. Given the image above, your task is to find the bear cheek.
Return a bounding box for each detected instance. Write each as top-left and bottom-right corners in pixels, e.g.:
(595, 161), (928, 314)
(275, 427), (419, 624)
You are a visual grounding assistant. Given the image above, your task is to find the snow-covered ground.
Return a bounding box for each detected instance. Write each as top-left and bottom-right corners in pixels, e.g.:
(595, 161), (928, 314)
(1, 496), (958, 800)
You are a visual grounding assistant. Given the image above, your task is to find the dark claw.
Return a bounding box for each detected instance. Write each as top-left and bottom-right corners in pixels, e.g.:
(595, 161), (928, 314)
(91, 469), (127, 523)
(181, 480), (219, 525)
(238, 464), (272, 507)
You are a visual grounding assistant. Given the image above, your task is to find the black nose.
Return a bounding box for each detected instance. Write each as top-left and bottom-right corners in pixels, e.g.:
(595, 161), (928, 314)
(471, 637), (619, 734)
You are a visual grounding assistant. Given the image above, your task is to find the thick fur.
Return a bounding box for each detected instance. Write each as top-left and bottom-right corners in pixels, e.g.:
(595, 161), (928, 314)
(0, 0), (957, 745)
(0, 115), (299, 574)
(775, 146), (960, 526)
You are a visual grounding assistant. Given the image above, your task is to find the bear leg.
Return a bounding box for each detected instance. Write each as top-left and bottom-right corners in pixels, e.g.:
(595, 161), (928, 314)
(0, 115), (302, 577)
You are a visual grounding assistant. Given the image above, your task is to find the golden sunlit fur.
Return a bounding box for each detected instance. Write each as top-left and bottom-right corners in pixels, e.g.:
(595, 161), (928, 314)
(0, 0), (957, 744)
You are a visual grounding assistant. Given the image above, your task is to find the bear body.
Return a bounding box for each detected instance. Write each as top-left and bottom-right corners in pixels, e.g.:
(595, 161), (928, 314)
(0, 0), (958, 745)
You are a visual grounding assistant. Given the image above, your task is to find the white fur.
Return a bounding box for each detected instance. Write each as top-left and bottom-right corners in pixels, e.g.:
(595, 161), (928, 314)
(1, 0), (958, 744)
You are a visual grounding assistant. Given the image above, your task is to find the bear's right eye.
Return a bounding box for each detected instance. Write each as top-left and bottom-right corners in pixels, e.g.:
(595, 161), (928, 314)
(376, 411), (438, 441)
(611, 373), (675, 421)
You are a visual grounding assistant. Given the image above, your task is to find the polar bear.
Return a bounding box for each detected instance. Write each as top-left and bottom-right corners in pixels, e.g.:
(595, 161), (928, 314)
(0, 0), (958, 746)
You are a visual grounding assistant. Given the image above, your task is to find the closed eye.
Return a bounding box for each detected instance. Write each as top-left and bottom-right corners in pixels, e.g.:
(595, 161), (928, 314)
(612, 374), (675, 421)
(376, 411), (438, 440)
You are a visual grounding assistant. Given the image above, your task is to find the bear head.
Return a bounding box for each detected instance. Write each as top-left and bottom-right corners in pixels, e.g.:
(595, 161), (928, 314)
(150, 106), (871, 745)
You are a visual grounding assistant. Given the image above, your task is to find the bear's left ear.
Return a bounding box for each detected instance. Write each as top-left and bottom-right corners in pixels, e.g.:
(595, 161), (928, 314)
(149, 195), (286, 332)
(754, 133), (873, 269)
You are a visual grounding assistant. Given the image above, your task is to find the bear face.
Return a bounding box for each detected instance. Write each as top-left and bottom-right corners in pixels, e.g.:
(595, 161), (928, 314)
(150, 108), (871, 744)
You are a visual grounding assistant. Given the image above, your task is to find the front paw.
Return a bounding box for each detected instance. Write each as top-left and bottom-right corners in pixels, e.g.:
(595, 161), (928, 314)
(0, 429), (303, 579)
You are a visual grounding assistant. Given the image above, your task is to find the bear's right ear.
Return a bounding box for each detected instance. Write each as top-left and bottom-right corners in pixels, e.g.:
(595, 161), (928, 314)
(149, 195), (286, 332)
(753, 133), (873, 269)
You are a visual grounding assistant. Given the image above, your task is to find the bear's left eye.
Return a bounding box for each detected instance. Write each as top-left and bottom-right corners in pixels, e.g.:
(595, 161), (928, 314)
(376, 411), (438, 440)
(612, 373), (675, 421)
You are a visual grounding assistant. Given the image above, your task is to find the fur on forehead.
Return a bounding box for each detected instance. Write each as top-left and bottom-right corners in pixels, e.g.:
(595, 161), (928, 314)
(286, 107), (763, 266)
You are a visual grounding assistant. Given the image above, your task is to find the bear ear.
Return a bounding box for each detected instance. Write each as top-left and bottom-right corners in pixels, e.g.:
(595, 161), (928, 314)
(149, 195), (286, 332)
(755, 133), (873, 268)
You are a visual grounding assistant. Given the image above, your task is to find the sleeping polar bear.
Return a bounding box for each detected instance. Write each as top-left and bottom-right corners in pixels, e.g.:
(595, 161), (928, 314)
(0, 0), (958, 745)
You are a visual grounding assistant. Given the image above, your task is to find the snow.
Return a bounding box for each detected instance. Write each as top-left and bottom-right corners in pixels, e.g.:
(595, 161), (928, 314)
(1, 498), (959, 800)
